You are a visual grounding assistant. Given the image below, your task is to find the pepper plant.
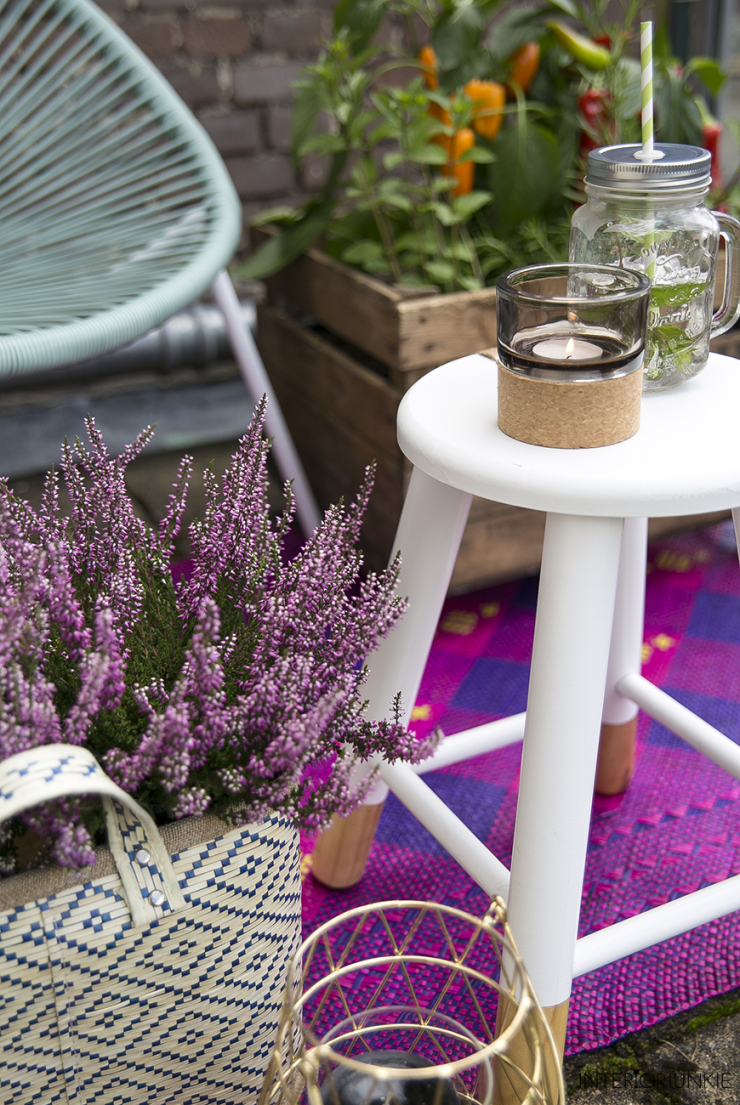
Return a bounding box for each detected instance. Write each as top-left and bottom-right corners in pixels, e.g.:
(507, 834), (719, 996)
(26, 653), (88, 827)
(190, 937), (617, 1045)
(239, 0), (726, 292)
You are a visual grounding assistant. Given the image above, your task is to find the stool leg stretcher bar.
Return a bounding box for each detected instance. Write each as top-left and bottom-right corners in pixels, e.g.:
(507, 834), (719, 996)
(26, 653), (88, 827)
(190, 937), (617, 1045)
(618, 671), (740, 778)
(379, 761), (511, 899)
(410, 713), (527, 774)
(380, 646), (740, 982)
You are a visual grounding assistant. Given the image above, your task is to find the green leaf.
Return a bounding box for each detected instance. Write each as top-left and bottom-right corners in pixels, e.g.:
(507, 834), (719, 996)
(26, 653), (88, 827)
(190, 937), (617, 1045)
(377, 181), (413, 212)
(457, 273), (483, 291)
(649, 282), (706, 308)
(485, 4), (548, 61)
(408, 143), (449, 165)
(424, 259), (456, 283)
(546, 0), (581, 18)
(347, 109), (380, 143)
(613, 57), (641, 122)
(249, 206), (300, 227)
(299, 133), (347, 157)
(654, 67), (703, 146)
(333, 0), (385, 50)
(453, 190), (493, 218)
(686, 57), (726, 97)
(341, 239), (386, 264)
(458, 145), (495, 163)
(432, 5), (483, 71)
(427, 201), (458, 227)
(382, 151), (405, 171)
(291, 80), (322, 168)
(234, 198), (336, 280)
(487, 122), (563, 230)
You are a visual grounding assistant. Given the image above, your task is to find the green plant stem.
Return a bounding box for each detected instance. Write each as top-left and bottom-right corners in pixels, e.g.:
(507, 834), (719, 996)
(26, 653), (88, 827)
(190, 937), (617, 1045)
(422, 165), (453, 292)
(460, 222), (484, 286)
(369, 197), (403, 282)
(400, 118), (426, 280)
(451, 221), (461, 287)
(404, 13), (419, 54)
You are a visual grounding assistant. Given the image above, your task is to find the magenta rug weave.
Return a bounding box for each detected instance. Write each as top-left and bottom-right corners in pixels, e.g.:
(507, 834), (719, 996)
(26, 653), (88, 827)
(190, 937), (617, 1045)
(301, 520), (740, 1054)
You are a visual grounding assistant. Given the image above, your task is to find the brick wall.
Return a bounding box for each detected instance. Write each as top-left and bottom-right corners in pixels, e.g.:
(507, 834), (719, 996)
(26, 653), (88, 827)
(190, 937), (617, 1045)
(96, 0), (335, 249)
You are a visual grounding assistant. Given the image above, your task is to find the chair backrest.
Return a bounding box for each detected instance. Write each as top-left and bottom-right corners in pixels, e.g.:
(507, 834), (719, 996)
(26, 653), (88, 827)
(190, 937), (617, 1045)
(0, 0), (242, 376)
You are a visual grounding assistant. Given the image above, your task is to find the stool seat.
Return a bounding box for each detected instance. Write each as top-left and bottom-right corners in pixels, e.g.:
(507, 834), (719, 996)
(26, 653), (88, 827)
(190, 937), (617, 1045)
(398, 352), (740, 517)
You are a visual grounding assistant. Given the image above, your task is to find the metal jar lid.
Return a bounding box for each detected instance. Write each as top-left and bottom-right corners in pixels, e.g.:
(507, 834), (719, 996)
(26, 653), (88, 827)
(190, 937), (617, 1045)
(585, 143), (711, 192)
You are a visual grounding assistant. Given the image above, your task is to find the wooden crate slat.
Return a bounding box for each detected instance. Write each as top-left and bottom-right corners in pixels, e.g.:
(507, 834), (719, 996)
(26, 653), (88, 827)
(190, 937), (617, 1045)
(252, 226), (497, 377)
(257, 304), (400, 459)
(395, 289), (498, 379)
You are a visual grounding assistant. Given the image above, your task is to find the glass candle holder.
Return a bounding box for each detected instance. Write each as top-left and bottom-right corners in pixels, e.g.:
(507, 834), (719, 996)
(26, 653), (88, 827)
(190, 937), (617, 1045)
(259, 898), (564, 1105)
(495, 263), (650, 448)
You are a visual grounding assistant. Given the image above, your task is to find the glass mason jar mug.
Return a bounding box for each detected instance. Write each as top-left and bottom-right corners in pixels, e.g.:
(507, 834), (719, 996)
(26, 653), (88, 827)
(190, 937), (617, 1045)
(569, 143), (740, 390)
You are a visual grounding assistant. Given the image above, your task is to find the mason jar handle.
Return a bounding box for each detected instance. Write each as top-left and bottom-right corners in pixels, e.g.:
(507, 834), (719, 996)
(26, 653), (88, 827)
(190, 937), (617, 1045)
(712, 211), (740, 338)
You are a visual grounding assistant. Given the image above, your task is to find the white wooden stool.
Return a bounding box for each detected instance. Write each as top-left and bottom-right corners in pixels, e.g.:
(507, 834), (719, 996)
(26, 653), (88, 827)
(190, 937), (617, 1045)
(312, 350), (740, 1062)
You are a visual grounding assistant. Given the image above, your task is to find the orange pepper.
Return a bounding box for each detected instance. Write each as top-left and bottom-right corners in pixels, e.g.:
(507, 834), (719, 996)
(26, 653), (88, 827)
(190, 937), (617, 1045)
(447, 127), (475, 196)
(508, 42), (540, 94)
(463, 79), (505, 141)
(418, 45), (438, 90)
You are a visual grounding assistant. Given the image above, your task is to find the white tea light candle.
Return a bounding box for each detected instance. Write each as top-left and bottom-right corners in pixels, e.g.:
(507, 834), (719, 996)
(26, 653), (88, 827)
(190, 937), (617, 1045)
(532, 337), (603, 362)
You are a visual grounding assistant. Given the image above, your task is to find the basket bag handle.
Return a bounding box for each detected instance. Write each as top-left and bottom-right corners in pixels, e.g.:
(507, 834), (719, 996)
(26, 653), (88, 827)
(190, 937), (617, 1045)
(0, 743), (186, 927)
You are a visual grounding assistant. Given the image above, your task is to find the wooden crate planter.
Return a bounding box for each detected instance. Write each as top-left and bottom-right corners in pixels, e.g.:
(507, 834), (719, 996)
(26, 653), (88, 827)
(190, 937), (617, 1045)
(254, 230), (728, 590)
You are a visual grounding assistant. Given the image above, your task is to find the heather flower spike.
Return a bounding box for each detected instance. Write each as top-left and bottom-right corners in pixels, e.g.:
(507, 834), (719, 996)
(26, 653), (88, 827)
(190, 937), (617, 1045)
(0, 401), (433, 872)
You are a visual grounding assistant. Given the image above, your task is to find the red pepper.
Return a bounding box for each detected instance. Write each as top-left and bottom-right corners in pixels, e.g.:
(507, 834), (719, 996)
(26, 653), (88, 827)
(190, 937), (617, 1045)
(577, 88), (613, 157)
(702, 120), (723, 191)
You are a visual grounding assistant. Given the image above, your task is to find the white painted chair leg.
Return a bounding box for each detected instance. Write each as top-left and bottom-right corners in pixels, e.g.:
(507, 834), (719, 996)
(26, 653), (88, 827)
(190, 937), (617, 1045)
(597, 515), (648, 794)
(504, 512), (623, 1049)
(311, 466), (472, 888)
(210, 269), (321, 537)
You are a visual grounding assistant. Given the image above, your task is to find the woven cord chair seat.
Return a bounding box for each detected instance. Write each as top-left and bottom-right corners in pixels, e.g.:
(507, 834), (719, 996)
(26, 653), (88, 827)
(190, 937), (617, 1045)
(0, 0), (241, 375)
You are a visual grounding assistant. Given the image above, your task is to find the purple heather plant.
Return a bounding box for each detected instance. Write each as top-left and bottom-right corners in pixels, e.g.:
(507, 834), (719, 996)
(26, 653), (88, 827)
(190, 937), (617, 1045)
(0, 399), (434, 872)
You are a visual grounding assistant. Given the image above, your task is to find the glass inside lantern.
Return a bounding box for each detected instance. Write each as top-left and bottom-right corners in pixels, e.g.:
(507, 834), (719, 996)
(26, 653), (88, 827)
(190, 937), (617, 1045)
(316, 1006), (489, 1105)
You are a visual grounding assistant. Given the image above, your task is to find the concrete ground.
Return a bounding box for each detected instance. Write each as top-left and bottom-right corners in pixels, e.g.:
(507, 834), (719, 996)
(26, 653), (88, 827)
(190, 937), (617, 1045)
(563, 988), (740, 1104)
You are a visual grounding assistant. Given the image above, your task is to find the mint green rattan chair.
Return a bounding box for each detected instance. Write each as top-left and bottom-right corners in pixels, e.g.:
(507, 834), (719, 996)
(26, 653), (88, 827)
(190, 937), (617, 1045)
(0, 0), (318, 532)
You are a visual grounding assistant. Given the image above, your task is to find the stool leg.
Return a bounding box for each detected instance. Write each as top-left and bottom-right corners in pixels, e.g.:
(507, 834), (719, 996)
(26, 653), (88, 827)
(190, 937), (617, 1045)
(497, 513), (623, 1092)
(597, 516), (648, 794)
(311, 467), (472, 888)
(210, 269), (321, 537)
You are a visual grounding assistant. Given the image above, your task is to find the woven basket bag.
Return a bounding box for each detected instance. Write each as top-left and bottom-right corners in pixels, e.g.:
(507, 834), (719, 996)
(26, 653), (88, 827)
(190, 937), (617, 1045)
(0, 744), (302, 1104)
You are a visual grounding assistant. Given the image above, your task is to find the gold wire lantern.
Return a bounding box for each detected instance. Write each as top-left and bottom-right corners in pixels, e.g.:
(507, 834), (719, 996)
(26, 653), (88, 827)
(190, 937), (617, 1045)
(259, 898), (564, 1105)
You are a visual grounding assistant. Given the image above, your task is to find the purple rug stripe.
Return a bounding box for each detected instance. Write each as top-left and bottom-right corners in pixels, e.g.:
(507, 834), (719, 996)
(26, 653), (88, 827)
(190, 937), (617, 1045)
(302, 520), (740, 1054)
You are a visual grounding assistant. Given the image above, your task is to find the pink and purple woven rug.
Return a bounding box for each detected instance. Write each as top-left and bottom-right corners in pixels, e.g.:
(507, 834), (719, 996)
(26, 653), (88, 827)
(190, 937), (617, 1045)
(301, 520), (740, 1055)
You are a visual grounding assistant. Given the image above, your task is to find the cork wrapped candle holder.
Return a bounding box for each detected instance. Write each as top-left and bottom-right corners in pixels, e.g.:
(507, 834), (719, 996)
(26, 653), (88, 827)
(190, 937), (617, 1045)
(495, 264), (651, 449)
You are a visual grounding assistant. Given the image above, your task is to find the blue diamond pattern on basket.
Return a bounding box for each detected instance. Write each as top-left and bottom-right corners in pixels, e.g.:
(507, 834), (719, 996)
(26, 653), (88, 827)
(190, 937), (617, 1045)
(0, 746), (301, 1105)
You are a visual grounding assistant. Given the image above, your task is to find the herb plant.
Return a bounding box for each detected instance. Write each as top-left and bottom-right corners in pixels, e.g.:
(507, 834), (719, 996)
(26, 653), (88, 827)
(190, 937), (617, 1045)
(239, 0), (725, 293)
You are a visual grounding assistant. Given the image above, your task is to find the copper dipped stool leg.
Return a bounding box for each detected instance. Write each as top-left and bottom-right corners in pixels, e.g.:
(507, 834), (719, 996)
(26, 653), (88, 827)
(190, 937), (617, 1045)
(494, 995), (569, 1105)
(311, 804), (384, 888)
(597, 517), (648, 795)
(311, 467), (472, 889)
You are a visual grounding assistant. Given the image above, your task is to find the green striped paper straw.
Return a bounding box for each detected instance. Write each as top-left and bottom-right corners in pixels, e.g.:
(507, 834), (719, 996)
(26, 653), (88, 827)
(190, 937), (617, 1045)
(641, 20), (654, 159)
(640, 19), (656, 278)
